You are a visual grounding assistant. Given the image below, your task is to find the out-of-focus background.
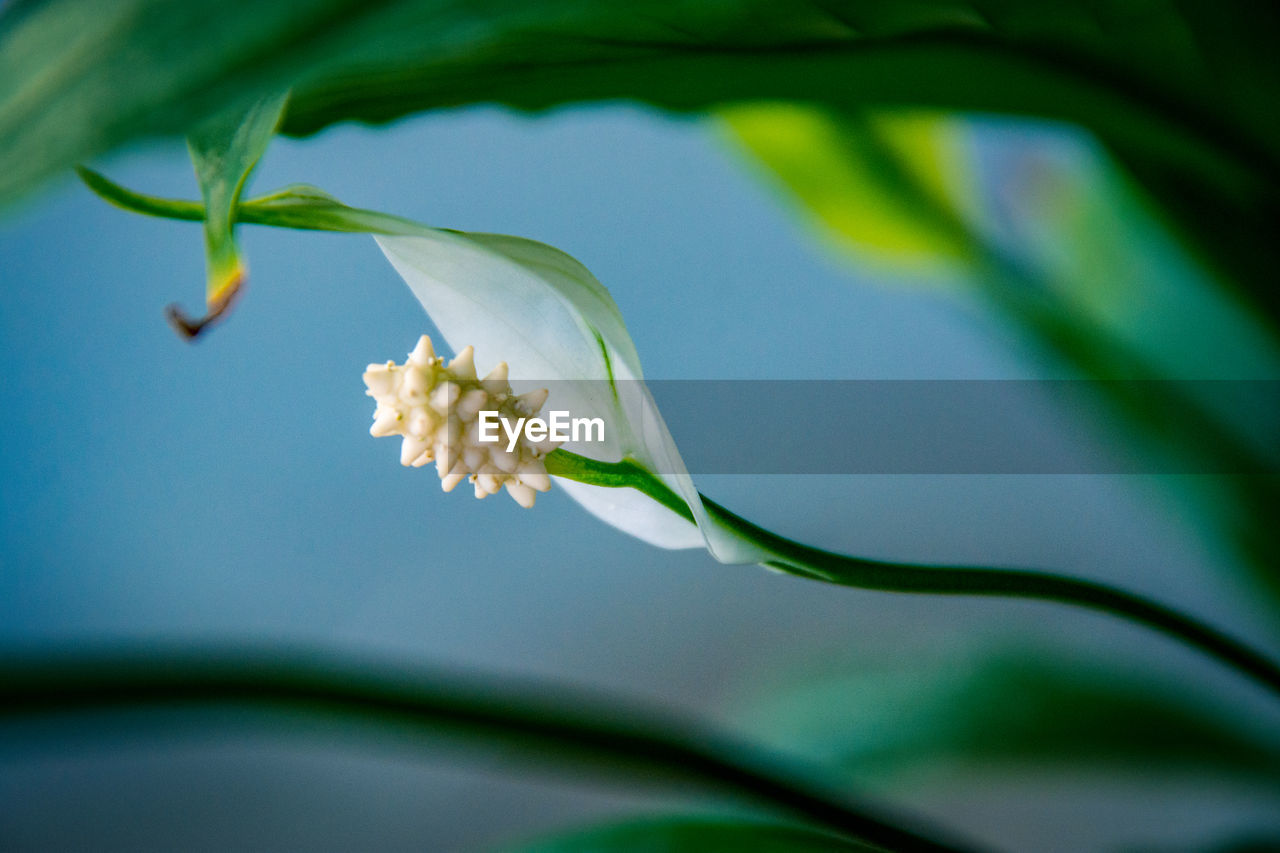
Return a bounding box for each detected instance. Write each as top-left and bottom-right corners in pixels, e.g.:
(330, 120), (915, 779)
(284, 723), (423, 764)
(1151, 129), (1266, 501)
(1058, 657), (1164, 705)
(1, 105), (1278, 851)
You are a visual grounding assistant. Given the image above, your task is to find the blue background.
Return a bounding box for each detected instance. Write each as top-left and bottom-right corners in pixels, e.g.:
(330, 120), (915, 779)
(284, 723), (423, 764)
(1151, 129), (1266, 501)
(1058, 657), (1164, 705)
(2, 105), (1277, 850)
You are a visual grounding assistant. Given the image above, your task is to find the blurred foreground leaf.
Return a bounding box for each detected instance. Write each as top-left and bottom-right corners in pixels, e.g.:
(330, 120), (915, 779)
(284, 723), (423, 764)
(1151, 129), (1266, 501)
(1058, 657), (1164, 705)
(0, 645), (981, 853)
(505, 816), (877, 853)
(719, 106), (974, 269)
(733, 646), (1280, 782)
(724, 103), (1280, 613)
(2, 0), (1278, 318)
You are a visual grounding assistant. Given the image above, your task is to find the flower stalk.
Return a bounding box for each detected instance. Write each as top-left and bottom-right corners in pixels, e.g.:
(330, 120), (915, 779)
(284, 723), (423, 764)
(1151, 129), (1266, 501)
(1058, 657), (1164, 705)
(545, 447), (1280, 701)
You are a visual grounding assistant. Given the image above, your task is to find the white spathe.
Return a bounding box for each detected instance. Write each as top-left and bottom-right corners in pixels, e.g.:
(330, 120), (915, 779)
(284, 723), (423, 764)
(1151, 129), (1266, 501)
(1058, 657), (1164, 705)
(375, 231), (765, 562)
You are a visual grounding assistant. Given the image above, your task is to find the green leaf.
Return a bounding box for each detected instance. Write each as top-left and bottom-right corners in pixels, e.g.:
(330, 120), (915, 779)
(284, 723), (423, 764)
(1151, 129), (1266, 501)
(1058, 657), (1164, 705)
(171, 91), (288, 337)
(720, 105), (975, 269)
(733, 645), (1280, 782)
(721, 102), (1280, 612)
(3, 0), (1278, 312)
(0, 646), (975, 853)
(505, 817), (877, 853)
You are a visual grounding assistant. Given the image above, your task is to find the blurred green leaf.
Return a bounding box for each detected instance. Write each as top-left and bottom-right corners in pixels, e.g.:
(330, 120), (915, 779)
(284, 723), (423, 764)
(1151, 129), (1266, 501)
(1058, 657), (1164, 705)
(2, 0), (1278, 312)
(722, 103), (1280, 612)
(720, 105), (975, 269)
(734, 646), (1280, 782)
(170, 91), (288, 337)
(504, 817), (877, 853)
(0, 645), (979, 853)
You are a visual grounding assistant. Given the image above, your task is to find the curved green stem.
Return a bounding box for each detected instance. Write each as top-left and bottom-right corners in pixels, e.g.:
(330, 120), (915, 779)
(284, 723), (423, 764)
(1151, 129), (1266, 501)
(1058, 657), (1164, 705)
(0, 646), (980, 853)
(77, 166), (206, 221)
(544, 449), (1280, 700)
(77, 166), (431, 235)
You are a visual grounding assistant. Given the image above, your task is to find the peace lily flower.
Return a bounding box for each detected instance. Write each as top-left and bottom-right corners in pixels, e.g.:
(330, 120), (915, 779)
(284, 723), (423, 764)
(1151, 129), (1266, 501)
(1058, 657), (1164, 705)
(82, 146), (753, 558)
(372, 229), (768, 563)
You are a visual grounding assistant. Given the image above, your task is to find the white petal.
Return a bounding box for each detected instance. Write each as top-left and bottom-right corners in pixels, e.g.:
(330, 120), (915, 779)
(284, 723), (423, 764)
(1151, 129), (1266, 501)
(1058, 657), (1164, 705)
(555, 478), (702, 550)
(377, 232), (642, 385)
(376, 231), (767, 563)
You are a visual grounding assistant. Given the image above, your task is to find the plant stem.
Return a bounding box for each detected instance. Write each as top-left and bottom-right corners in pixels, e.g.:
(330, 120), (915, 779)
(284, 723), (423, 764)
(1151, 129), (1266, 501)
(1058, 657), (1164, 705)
(544, 449), (1280, 701)
(0, 646), (981, 853)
